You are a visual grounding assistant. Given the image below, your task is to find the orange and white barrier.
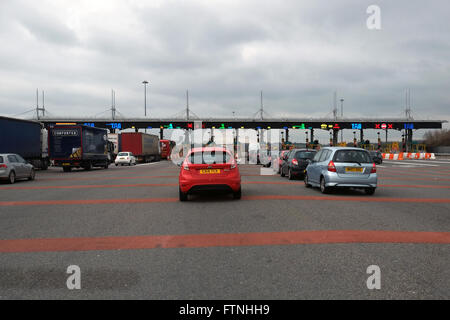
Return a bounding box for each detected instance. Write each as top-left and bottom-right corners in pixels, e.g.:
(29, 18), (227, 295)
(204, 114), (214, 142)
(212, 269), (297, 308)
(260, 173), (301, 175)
(381, 153), (436, 160)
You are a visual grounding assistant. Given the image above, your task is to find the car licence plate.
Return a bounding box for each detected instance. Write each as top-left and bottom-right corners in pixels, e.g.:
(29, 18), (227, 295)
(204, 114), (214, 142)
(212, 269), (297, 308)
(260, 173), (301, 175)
(62, 163), (71, 166)
(200, 169), (221, 174)
(345, 167), (363, 173)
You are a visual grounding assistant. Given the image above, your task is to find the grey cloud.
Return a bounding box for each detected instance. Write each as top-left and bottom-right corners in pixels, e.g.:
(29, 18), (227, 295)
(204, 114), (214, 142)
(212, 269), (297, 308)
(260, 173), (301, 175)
(0, 0), (448, 128)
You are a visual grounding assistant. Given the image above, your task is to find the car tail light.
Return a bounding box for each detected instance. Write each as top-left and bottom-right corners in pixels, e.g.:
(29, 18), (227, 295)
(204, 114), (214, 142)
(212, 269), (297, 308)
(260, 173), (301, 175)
(327, 161), (337, 172)
(292, 159), (298, 166)
(0, 164), (7, 168)
(371, 163), (377, 173)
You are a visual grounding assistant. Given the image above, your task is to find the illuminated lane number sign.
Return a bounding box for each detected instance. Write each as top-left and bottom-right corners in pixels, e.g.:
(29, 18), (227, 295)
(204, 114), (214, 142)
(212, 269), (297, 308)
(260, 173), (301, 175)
(107, 123), (122, 129)
(404, 123), (414, 129)
(352, 123), (362, 130)
(84, 123), (95, 127)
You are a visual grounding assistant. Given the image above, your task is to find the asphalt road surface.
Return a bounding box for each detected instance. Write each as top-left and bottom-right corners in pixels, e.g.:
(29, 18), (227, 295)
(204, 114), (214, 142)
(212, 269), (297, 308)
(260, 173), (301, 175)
(0, 159), (449, 299)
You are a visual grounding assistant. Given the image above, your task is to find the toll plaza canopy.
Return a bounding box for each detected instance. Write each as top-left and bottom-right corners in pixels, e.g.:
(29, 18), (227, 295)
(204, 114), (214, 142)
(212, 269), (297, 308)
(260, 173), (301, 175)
(40, 118), (446, 131)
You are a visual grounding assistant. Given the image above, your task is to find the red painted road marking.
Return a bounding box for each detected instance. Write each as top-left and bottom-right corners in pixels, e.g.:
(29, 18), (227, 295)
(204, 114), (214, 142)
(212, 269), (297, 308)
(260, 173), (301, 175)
(0, 183), (179, 190)
(0, 198), (178, 206)
(379, 176), (450, 182)
(2, 182), (449, 191)
(1, 195), (450, 207)
(242, 195), (450, 203)
(379, 184), (450, 189)
(37, 175), (178, 182)
(0, 181), (303, 190)
(0, 230), (449, 253)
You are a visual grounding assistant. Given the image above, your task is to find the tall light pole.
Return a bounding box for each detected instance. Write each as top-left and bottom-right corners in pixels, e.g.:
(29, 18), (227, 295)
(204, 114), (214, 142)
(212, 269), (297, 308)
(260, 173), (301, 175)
(340, 98), (344, 143)
(142, 81), (149, 117)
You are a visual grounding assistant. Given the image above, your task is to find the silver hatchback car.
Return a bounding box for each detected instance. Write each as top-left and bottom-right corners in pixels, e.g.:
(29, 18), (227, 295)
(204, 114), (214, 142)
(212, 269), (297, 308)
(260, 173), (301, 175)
(304, 147), (377, 195)
(0, 153), (35, 184)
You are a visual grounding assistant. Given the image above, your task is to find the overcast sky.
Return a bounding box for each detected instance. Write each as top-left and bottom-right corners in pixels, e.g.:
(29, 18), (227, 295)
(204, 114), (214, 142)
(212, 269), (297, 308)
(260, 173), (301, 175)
(0, 0), (449, 141)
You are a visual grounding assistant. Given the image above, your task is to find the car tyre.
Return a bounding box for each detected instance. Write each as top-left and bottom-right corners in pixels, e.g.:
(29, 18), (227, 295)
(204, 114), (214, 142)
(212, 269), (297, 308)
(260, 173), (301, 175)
(179, 188), (188, 201)
(320, 177), (331, 194)
(63, 167), (71, 172)
(365, 187), (376, 195)
(280, 167), (285, 177)
(8, 171), (16, 184)
(28, 169), (35, 181)
(304, 173), (312, 188)
(233, 188), (242, 200)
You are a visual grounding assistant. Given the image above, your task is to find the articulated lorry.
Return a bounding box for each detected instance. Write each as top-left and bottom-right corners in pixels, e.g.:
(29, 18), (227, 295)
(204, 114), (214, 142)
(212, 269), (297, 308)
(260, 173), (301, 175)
(49, 124), (113, 172)
(119, 132), (160, 163)
(0, 116), (50, 170)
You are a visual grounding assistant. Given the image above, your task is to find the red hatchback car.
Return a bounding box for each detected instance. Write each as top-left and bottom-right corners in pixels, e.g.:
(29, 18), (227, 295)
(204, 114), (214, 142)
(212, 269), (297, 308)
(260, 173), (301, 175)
(179, 147), (241, 201)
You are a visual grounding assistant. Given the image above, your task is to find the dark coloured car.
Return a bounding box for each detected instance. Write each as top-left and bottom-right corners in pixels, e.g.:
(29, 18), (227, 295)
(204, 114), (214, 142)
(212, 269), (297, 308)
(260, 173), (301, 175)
(369, 151), (383, 164)
(280, 149), (317, 180)
(277, 150), (289, 173)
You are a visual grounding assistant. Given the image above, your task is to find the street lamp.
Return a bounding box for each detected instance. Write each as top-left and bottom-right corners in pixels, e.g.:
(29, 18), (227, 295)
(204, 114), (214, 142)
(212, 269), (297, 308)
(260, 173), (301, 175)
(142, 81), (149, 117)
(340, 98), (344, 142)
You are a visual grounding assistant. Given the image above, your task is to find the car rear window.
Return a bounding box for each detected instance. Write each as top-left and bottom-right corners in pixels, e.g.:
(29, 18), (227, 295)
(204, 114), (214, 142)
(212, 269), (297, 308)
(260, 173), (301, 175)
(294, 151), (316, 159)
(118, 152), (129, 156)
(189, 151), (231, 164)
(333, 150), (372, 163)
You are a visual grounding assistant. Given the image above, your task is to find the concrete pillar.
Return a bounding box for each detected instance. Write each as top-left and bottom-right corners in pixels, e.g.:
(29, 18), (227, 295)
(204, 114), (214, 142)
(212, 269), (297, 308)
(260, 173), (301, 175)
(333, 130), (339, 146)
(285, 129), (289, 143)
(406, 129), (413, 152)
(234, 129), (238, 154)
(310, 129), (314, 143)
(360, 129), (364, 143)
(160, 128), (164, 140)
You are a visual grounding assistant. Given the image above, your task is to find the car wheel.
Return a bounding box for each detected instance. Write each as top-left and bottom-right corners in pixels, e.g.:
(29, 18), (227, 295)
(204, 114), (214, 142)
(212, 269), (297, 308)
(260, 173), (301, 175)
(63, 167), (71, 172)
(28, 169), (35, 181)
(288, 169), (294, 180)
(8, 171), (16, 184)
(304, 174), (311, 188)
(115, 163), (118, 167)
(84, 163), (92, 171)
(179, 188), (188, 201)
(233, 188), (242, 200)
(365, 187), (376, 195)
(280, 167), (285, 177)
(320, 177), (331, 194)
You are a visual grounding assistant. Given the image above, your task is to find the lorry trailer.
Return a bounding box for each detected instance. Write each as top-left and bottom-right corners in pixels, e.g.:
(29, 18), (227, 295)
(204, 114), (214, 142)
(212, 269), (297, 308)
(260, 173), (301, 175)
(0, 116), (50, 170)
(119, 132), (160, 163)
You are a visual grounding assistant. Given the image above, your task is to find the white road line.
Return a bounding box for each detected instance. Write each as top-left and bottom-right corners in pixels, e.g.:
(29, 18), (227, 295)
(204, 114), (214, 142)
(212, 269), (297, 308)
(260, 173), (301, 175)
(407, 159), (450, 164)
(383, 161), (439, 167)
(135, 162), (162, 167)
